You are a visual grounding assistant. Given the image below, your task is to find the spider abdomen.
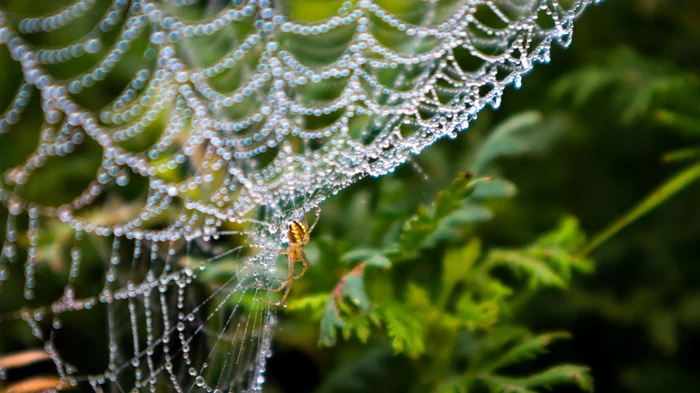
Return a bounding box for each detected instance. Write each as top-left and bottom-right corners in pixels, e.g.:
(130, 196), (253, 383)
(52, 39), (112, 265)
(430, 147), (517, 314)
(288, 221), (308, 244)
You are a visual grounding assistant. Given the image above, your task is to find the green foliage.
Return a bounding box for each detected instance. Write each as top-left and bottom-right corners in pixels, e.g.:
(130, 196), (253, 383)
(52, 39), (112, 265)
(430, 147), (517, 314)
(551, 48), (700, 126)
(437, 329), (592, 393)
(378, 302), (426, 358)
(553, 44), (700, 256)
(288, 113), (594, 392)
(480, 365), (593, 393)
(320, 298), (349, 347)
(398, 173), (489, 258)
(472, 112), (547, 173)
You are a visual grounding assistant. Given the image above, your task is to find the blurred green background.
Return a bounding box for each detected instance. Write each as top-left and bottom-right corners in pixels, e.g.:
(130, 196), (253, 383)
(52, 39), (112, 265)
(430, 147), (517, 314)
(2, 0), (700, 393)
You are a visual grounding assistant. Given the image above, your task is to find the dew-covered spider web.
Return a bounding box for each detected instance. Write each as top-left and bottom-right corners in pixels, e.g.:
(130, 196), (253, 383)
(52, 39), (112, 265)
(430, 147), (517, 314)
(0, 0), (598, 391)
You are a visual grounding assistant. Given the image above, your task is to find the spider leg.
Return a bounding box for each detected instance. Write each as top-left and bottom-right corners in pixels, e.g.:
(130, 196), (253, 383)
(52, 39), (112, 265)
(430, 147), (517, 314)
(258, 278), (292, 305)
(258, 252), (296, 306)
(308, 207), (321, 234)
(278, 282), (293, 306)
(293, 254), (309, 280)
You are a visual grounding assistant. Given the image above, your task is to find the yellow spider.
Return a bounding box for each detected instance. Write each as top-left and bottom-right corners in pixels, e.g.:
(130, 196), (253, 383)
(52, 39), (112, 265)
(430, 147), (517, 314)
(260, 207), (320, 306)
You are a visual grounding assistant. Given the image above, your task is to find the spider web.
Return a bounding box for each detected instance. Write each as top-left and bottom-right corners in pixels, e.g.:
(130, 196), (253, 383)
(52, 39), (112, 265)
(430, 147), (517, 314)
(0, 0), (598, 391)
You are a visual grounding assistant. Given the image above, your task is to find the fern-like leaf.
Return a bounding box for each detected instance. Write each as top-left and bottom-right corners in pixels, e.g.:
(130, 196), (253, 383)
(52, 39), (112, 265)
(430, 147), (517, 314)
(380, 303), (426, 358)
(486, 250), (566, 289)
(487, 332), (571, 371)
(481, 365), (593, 393)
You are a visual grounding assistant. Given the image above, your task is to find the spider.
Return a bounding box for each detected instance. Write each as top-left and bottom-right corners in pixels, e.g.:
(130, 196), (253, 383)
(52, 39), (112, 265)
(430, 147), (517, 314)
(260, 207), (321, 306)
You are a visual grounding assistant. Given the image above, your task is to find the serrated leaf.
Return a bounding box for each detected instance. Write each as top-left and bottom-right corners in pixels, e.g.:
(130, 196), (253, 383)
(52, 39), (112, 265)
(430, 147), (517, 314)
(481, 326), (531, 352)
(320, 298), (347, 347)
(400, 175), (489, 257)
(341, 313), (372, 343)
(342, 274), (372, 311)
(487, 250), (566, 289)
(481, 378), (537, 393)
(380, 303), (425, 358)
(525, 217), (594, 280)
(434, 175), (480, 218)
(443, 239), (481, 288)
(455, 294), (499, 330)
(488, 332), (571, 371)
(481, 365), (593, 393)
(538, 216), (587, 250)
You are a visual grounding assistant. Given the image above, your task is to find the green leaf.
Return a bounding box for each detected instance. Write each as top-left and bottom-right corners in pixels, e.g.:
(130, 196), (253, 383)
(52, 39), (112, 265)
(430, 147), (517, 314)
(471, 178), (518, 200)
(320, 298), (348, 347)
(287, 293), (331, 313)
(435, 376), (471, 393)
(487, 250), (566, 289)
(537, 216), (587, 251)
(481, 365), (593, 393)
(342, 274), (372, 311)
(472, 111), (543, 173)
(455, 294), (499, 330)
(428, 206), (493, 246)
(444, 205), (494, 226)
(582, 161), (700, 255)
(488, 332), (571, 371)
(481, 279), (514, 301)
(400, 174), (490, 257)
(481, 326), (531, 353)
(443, 239), (481, 288)
(531, 217), (595, 279)
(434, 174), (487, 219)
(662, 146), (700, 163)
(621, 86), (653, 124)
(341, 249), (391, 268)
(550, 67), (617, 107)
(647, 311), (677, 356)
(481, 378), (537, 393)
(380, 303), (425, 358)
(340, 311), (375, 344)
(405, 282), (432, 310)
(655, 110), (700, 136)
